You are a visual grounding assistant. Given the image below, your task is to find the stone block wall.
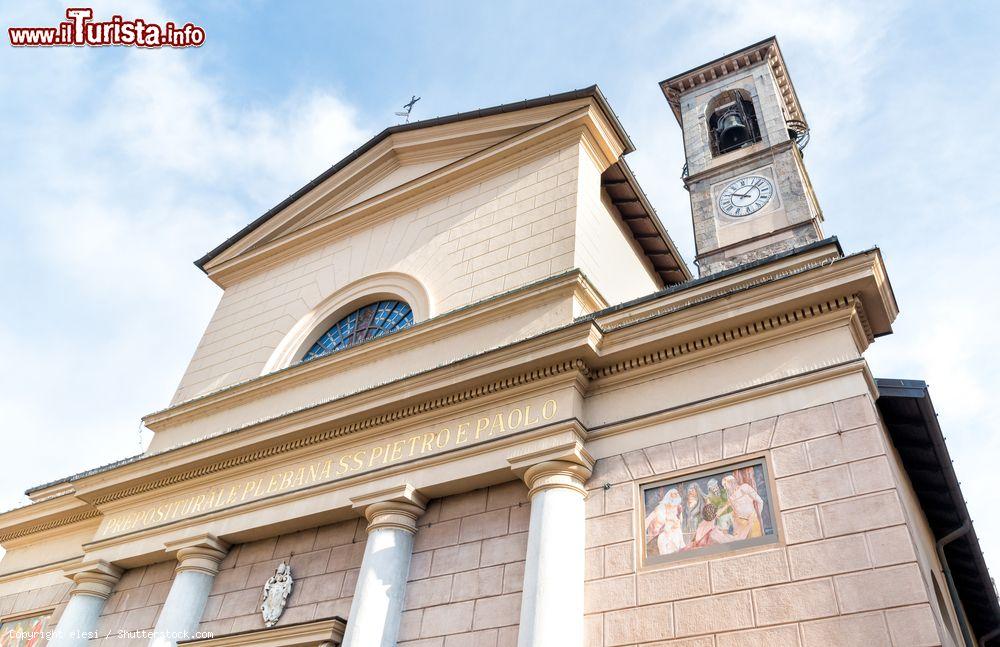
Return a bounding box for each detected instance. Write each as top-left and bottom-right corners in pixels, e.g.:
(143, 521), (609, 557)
(398, 480), (531, 647)
(0, 576), (71, 639)
(197, 517), (366, 636)
(582, 395), (948, 646)
(91, 560), (176, 646)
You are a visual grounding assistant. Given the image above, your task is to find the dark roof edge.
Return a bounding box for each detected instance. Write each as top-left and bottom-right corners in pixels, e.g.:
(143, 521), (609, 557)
(194, 85), (633, 272)
(659, 35), (778, 88)
(612, 156), (693, 281)
(875, 378), (1000, 642)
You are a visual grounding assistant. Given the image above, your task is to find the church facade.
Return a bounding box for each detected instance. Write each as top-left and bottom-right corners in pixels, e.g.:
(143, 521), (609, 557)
(1, 38), (997, 647)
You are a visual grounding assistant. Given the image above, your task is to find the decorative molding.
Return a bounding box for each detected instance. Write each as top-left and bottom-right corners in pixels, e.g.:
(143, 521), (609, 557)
(177, 616), (345, 647)
(0, 509), (100, 544)
(63, 559), (123, 599)
(521, 460), (592, 498)
(363, 501), (426, 534)
(591, 295), (864, 382)
(147, 269), (596, 430)
(3, 250), (892, 544)
(93, 359), (590, 506)
(6, 294), (868, 541)
(352, 483), (428, 533)
(261, 271), (433, 374)
(660, 37), (803, 126)
(166, 533), (230, 576)
(596, 252), (839, 335)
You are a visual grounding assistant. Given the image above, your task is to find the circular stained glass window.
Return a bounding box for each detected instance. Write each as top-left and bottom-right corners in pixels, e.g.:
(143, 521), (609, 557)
(302, 300), (414, 362)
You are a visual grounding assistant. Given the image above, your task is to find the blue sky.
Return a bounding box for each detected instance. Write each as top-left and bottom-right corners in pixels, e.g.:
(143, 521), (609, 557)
(1, 0), (998, 575)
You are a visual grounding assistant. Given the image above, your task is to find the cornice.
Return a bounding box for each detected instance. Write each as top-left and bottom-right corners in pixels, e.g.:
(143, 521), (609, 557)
(590, 294), (865, 384)
(683, 139), (796, 188)
(660, 37), (804, 126)
(593, 246), (894, 341)
(588, 358), (872, 442)
(3, 247), (895, 544)
(94, 359), (591, 507)
(177, 616), (345, 647)
(0, 499), (98, 545)
(145, 270), (599, 431)
(91, 284), (871, 512)
(58, 322), (595, 508)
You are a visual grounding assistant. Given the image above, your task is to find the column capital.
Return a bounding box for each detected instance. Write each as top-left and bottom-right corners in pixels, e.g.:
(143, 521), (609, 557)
(507, 432), (594, 498)
(164, 533), (230, 576)
(62, 560), (123, 599)
(351, 484), (427, 534)
(522, 460), (592, 498)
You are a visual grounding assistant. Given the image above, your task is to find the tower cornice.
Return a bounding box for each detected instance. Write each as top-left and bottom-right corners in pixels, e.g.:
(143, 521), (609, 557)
(659, 36), (805, 127)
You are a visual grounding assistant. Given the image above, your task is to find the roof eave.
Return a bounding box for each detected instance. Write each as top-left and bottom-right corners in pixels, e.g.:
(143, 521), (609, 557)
(876, 378), (1000, 643)
(195, 85), (635, 273)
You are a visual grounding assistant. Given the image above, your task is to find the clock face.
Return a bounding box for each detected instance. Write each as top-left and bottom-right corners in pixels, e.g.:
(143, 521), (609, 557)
(718, 176), (773, 217)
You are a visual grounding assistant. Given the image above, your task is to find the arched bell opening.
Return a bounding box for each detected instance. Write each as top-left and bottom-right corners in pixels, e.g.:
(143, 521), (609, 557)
(706, 89), (762, 156)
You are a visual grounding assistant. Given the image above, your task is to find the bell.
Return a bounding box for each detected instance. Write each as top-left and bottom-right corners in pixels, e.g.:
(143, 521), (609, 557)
(716, 109), (751, 152)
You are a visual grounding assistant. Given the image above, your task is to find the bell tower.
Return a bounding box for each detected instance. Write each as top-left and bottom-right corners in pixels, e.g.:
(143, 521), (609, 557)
(660, 37), (824, 276)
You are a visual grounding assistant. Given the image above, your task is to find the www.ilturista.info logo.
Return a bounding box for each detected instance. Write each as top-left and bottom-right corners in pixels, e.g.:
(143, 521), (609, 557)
(8, 8), (205, 48)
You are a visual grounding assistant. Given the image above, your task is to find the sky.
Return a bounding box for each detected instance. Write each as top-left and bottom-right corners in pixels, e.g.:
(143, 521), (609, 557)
(0, 0), (997, 577)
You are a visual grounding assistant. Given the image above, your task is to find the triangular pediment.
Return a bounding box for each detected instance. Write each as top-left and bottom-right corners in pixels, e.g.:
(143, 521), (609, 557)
(198, 89), (629, 278)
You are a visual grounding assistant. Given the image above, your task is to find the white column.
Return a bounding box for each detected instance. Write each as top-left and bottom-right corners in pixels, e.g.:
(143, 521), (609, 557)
(150, 534), (229, 647)
(341, 495), (426, 647)
(49, 560), (123, 647)
(516, 460), (592, 647)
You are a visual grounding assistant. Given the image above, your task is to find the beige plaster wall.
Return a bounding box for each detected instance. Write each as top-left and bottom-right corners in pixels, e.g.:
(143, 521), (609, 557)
(574, 151), (659, 306)
(172, 143), (585, 405)
(580, 394), (949, 647)
(398, 481), (529, 647)
(0, 522), (95, 577)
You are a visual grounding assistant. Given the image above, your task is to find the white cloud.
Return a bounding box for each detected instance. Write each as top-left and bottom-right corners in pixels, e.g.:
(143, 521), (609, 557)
(0, 1), (369, 517)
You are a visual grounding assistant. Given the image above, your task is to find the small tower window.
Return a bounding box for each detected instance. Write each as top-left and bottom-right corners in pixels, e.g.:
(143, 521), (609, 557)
(707, 90), (762, 156)
(302, 300), (413, 361)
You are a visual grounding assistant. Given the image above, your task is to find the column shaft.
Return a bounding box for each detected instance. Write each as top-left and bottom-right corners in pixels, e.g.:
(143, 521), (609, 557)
(51, 594), (105, 647)
(150, 570), (216, 647)
(49, 560), (122, 647)
(341, 500), (424, 647)
(517, 460), (591, 647)
(150, 535), (228, 647)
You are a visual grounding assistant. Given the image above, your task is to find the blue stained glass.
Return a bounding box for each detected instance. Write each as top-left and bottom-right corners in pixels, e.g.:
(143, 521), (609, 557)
(302, 300), (414, 361)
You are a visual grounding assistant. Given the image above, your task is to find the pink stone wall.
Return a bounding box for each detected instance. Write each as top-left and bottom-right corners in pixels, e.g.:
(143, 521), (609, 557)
(582, 395), (948, 647)
(92, 560), (176, 645)
(0, 578), (72, 639)
(398, 480), (530, 647)
(198, 517), (365, 636)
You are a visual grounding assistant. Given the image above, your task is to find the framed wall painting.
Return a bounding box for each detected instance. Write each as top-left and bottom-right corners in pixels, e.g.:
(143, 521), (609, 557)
(641, 458), (778, 565)
(0, 612), (52, 646)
